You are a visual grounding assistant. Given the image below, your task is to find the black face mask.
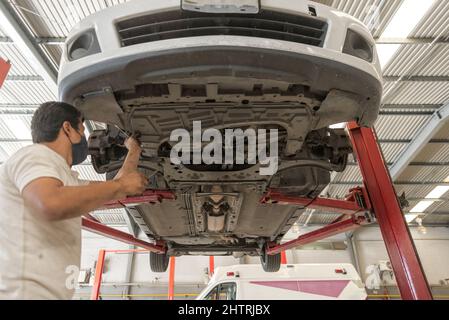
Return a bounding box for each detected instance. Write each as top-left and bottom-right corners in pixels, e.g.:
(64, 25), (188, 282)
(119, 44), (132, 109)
(65, 130), (89, 166)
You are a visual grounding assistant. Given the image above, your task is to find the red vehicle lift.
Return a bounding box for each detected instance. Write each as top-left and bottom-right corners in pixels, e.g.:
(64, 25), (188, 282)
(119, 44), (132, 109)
(84, 122), (432, 300)
(0, 58), (11, 88)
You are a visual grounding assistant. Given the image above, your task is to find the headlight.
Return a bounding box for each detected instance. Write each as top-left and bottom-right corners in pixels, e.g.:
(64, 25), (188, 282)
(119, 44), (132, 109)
(343, 29), (374, 63)
(67, 29), (101, 61)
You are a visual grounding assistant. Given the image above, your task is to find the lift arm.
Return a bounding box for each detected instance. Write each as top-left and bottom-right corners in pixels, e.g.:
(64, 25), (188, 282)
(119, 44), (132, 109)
(82, 217), (166, 254)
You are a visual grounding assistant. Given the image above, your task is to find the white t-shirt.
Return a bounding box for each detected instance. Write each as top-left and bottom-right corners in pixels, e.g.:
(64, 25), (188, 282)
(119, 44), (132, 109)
(0, 144), (88, 300)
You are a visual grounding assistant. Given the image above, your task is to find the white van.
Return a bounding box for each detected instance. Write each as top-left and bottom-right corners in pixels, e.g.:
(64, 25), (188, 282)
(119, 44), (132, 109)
(197, 264), (367, 300)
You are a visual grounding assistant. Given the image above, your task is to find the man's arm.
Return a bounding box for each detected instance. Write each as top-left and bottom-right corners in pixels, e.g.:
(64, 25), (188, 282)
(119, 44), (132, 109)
(22, 172), (148, 222)
(86, 137), (142, 185)
(115, 137), (142, 180)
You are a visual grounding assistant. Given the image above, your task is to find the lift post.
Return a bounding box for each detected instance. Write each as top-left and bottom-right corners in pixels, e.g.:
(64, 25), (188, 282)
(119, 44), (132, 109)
(262, 122), (432, 300)
(347, 122), (432, 300)
(90, 249), (151, 300)
(209, 256), (215, 276)
(168, 257), (176, 301)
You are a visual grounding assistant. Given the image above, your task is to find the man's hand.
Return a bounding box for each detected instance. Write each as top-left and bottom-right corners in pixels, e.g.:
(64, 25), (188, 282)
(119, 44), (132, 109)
(117, 171), (148, 197)
(125, 136), (142, 153)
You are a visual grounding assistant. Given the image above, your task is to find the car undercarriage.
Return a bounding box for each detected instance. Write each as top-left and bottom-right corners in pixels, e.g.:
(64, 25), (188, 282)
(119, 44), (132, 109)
(59, 4), (382, 272)
(86, 74), (357, 271)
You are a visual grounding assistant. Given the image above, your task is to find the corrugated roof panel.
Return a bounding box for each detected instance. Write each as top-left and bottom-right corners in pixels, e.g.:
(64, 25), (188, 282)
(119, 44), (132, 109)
(383, 44), (441, 77)
(379, 142), (407, 163)
(394, 184), (436, 199)
(10, 0), (132, 38)
(398, 166), (449, 184)
(425, 200), (446, 214)
(0, 146), (10, 162)
(41, 44), (63, 68)
(433, 121), (449, 140)
(92, 212), (126, 225)
(332, 165), (362, 183)
(413, 143), (449, 163)
(422, 214), (449, 225)
(375, 114), (430, 139)
(0, 81), (56, 104)
(0, 114), (32, 139)
(0, 118), (17, 139)
(413, 45), (449, 77)
(326, 185), (356, 198)
(429, 200), (449, 213)
(0, 141), (33, 157)
(383, 81), (449, 105)
(331, 0), (402, 37)
(410, 0), (449, 38)
(73, 164), (106, 181)
(0, 43), (39, 76)
(309, 212), (341, 225)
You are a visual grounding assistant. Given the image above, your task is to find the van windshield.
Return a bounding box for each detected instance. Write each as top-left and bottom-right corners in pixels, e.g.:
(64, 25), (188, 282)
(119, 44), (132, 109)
(204, 282), (237, 300)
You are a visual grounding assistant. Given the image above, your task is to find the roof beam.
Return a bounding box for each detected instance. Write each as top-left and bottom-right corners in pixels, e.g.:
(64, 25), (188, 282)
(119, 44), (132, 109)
(378, 139), (449, 144)
(375, 37), (449, 44)
(379, 110), (435, 116)
(0, 104), (40, 109)
(0, 139), (31, 143)
(384, 76), (449, 82)
(331, 181), (449, 186)
(347, 161), (449, 167)
(6, 75), (43, 81)
(425, 212), (449, 216)
(0, 1), (57, 94)
(0, 36), (65, 45)
(389, 102), (449, 180)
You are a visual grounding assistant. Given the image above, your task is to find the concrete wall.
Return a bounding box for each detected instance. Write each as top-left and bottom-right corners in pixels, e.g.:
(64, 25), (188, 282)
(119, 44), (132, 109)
(77, 226), (449, 299)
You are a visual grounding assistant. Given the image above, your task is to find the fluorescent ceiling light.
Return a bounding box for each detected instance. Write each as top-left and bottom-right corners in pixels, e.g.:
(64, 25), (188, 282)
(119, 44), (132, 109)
(426, 186), (449, 199)
(444, 175), (449, 183)
(410, 200), (434, 213)
(377, 44), (401, 69)
(381, 0), (435, 39)
(377, 0), (435, 69)
(4, 119), (31, 140)
(405, 214), (419, 223)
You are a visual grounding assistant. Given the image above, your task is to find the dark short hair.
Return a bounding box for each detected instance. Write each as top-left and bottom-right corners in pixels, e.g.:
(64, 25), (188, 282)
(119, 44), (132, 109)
(31, 102), (83, 143)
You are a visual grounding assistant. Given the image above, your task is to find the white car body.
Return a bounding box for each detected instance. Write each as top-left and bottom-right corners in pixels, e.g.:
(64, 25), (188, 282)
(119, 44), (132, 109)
(197, 264), (368, 300)
(59, 0), (382, 96)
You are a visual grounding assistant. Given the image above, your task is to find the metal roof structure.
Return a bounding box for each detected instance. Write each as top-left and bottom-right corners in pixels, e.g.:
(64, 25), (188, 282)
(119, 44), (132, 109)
(1, 0), (449, 227)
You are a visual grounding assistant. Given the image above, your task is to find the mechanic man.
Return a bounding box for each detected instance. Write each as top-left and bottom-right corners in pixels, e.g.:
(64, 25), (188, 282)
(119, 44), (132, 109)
(0, 102), (148, 300)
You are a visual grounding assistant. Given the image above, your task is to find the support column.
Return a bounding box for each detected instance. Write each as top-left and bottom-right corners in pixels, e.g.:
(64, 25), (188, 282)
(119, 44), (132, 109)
(347, 122), (432, 300)
(281, 251), (288, 265)
(168, 257), (176, 301)
(209, 256), (215, 276)
(91, 249), (106, 301)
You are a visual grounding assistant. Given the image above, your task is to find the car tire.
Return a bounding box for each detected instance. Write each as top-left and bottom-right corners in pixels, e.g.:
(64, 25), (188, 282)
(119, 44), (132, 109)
(150, 252), (170, 273)
(260, 245), (281, 273)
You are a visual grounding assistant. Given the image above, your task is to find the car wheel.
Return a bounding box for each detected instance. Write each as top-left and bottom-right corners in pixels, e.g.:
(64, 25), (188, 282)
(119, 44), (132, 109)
(150, 252), (170, 273)
(260, 245), (281, 273)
